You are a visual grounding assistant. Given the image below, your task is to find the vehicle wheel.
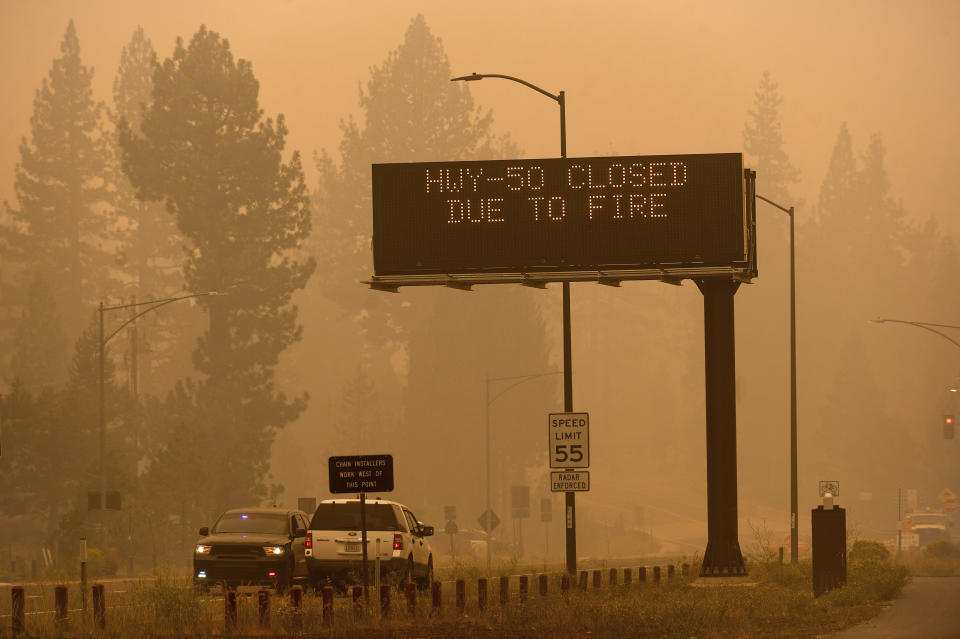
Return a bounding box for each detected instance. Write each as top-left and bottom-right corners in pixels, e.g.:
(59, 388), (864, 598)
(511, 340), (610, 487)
(416, 558), (433, 591)
(308, 574), (325, 594)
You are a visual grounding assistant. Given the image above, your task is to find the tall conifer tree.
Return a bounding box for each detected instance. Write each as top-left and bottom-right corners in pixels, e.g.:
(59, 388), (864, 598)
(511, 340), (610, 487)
(309, 15), (554, 514)
(9, 273), (67, 391)
(743, 71), (800, 204)
(1, 21), (114, 363)
(120, 26), (315, 510)
(111, 26), (194, 398)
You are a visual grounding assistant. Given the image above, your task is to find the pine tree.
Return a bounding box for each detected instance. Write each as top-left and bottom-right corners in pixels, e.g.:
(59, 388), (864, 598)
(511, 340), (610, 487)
(0, 21), (114, 359)
(111, 26), (196, 398)
(304, 15), (553, 517)
(120, 25), (315, 508)
(743, 71), (800, 205)
(8, 272), (68, 391)
(815, 123), (858, 231)
(0, 316), (127, 534)
(314, 14), (515, 336)
(738, 72), (802, 507)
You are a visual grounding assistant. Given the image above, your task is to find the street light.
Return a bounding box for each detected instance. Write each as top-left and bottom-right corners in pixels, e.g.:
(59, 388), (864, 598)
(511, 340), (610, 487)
(870, 318), (960, 351)
(754, 194), (799, 565)
(97, 291), (219, 511)
(451, 71), (579, 575)
(484, 371), (562, 571)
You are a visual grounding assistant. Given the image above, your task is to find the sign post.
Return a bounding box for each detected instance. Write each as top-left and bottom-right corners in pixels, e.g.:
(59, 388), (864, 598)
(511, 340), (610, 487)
(328, 454), (394, 599)
(549, 412), (590, 575)
(369, 150), (757, 580)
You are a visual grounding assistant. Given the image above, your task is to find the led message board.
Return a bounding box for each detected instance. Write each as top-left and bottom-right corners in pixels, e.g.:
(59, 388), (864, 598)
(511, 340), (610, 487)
(371, 153), (751, 280)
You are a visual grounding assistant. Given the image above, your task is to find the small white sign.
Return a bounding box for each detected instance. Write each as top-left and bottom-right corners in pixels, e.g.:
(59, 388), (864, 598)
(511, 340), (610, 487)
(548, 412), (590, 469)
(550, 470), (590, 492)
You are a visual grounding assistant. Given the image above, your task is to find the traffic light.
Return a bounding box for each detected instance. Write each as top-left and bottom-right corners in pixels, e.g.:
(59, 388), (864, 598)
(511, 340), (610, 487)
(945, 415), (955, 440)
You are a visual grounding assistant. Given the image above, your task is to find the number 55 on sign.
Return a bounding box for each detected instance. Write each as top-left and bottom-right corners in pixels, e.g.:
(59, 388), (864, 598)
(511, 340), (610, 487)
(548, 412), (590, 469)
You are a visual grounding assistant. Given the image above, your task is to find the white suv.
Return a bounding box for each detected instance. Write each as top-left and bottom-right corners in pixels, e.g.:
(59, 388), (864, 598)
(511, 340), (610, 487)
(305, 498), (435, 590)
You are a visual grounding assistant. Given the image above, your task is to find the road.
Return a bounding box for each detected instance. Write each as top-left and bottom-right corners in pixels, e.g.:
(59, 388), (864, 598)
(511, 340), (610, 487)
(829, 577), (960, 639)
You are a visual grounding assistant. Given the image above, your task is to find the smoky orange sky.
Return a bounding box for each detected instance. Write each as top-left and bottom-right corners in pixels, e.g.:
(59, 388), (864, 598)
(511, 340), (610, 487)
(2, 0), (958, 237)
(2, 0), (959, 554)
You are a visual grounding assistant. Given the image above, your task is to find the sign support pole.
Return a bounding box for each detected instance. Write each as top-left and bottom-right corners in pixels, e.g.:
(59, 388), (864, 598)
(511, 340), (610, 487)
(360, 491), (369, 600)
(696, 278), (747, 577)
(558, 90), (578, 578)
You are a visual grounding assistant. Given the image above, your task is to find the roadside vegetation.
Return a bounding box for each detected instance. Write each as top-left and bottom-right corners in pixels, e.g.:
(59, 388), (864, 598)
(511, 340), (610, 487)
(896, 539), (960, 577)
(2, 548), (912, 639)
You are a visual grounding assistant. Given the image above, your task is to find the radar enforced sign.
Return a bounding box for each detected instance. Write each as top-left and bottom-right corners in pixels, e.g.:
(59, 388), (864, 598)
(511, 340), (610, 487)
(328, 455), (394, 493)
(551, 471), (590, 492)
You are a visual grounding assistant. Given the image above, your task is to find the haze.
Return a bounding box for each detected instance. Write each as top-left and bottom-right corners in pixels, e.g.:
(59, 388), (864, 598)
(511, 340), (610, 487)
(1, 0), (957, 568)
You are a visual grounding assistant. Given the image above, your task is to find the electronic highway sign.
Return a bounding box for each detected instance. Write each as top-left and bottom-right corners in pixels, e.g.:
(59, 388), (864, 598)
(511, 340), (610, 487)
(371, 153), (753, 280)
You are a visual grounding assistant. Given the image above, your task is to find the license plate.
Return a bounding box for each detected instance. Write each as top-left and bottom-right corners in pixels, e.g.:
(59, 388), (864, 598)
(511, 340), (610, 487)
(344, 543), (361, 552)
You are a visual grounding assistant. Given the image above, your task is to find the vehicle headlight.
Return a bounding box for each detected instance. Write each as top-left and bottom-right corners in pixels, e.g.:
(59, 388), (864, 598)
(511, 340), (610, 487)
(195, 545), (212, 555)
(263, 545), (286, 556)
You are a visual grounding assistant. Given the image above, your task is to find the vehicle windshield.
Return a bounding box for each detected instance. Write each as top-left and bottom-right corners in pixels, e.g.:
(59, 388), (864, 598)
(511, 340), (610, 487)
(910, 514), (946, 526)
(310, 503), (403, 531)
(213, 512), (289, 535)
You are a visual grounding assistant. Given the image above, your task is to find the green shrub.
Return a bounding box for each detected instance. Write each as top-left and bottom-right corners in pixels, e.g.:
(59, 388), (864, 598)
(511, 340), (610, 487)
(924, 540), (958, 558)
(849, 539), (889, 564)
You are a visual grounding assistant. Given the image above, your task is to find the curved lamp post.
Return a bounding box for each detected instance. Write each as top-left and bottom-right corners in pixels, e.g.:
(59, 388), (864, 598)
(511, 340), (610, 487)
(871, 318), (960, 351)
(451, 72), (578, 574)
(754, 194), (799, 565)
(97, 292), (219, 511)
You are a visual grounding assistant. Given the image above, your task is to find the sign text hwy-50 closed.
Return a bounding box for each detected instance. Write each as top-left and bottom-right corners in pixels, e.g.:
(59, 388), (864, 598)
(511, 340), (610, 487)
(549, 412), (590, 469)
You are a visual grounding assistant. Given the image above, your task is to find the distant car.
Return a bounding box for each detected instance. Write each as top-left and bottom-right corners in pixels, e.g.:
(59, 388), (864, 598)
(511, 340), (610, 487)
(193, 507), (310, 591)
(305, 498), (435, 590)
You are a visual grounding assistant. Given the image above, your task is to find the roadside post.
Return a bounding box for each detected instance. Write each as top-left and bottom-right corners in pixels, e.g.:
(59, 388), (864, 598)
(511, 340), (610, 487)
(79, 537), (87, 612)
(549, 412), (590, 574)
(540, 498), (552, 569)
(328, 454), (395, 601)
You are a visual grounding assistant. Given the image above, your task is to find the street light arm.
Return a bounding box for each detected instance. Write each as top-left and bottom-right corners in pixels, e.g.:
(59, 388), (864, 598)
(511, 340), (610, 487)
(755, 194), (793, 216)
(450, 73), (561, 103)
(872, 318), (960, 351)
(489, 371), (562, 405)
(102, 292), (217, 345)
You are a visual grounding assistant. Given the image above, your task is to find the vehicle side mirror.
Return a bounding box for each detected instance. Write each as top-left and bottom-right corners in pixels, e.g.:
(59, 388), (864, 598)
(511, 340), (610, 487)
(199, 527), (209, 537)
(421, 525), (435, 537)
(294, 527), (306, 538)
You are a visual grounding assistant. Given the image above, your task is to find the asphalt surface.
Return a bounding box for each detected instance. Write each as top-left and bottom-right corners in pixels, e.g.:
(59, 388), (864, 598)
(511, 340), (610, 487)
(828, 577), (960, 639)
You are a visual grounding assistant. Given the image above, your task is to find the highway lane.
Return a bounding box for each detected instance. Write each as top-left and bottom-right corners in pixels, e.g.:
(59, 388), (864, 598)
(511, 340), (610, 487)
(828, 577), (960, 639)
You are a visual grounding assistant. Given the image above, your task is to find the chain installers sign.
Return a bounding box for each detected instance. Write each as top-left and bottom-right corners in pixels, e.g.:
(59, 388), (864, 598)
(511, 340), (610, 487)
(328, 455), (394, 493)
(372, 153), (746, 275)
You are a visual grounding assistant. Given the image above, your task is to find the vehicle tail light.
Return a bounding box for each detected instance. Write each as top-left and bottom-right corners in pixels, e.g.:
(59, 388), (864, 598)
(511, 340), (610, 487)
(393, 533), (403, 550)
(268, 571), (277, 578)
(306, 532), (312, 549)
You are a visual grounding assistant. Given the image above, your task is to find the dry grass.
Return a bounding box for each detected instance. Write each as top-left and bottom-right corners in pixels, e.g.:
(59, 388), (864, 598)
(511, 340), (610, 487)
(895, 540), (960, 577)
(0, 556), (909, 639)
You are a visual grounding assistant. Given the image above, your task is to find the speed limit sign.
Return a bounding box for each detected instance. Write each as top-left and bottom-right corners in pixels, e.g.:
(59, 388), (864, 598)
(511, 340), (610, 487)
(548, 412), (590, 468)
